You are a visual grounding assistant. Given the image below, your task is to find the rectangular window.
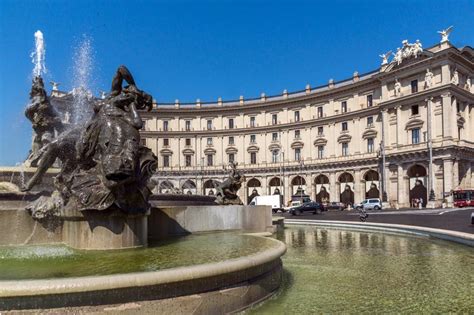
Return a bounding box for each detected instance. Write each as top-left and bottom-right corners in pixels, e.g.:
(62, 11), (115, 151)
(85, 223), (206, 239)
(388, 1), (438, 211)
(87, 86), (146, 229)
(272, 114), (278, 125)
(341, 101), (347, 113)
(272, 132), (278, 141)
(207, 119), (212, 130)
(185, 155), (192, 167)
(228, 136), (234, 145)
(228, 153), (235, 163)
(342, 122), (348, 131)
(317, 106), (323, 118)
(250, 116), (256, 127)
(318, 126), (324, 136)
(163, 155), (170, 167)
(294, 111), (300, 122)
(185, 120), (191, 131)
(163, 138), (169, 146)
(342, 143), (349, 156)
(367, 138), (374, 153)
(367, 94), (373, 107)
(163, 121), (169, 131)
(250, 152), (257, 164)
(250, 134), (256, 143)
(318, 145), (324, 159)
(207, 154), (213, 166)
(295, 130), (300, 139)
(367, 116), (374, 127)
(411, 80), (418, 93)
(412, 128), (420, 144)
(411, 105), (419, 116)
(207, 137), (213, 145)
(228, 118), (234, 129)
(185, 138), (191, 146)
(294, 148), (301, 161)
(272, 150), (279, 163)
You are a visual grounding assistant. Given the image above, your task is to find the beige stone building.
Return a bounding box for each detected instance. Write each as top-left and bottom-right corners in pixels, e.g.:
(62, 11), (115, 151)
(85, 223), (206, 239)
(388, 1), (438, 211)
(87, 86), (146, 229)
(140, 38), (474, 208)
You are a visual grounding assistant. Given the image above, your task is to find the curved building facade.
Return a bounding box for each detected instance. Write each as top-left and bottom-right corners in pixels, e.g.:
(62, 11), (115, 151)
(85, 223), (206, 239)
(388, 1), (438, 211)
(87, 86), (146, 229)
(115, 39), (471, 207)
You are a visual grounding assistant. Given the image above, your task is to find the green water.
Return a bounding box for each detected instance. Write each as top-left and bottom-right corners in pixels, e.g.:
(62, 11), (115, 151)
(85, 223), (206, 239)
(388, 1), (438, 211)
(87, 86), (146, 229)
(249, 226), (474, 314)
(0, 233), (275, 280)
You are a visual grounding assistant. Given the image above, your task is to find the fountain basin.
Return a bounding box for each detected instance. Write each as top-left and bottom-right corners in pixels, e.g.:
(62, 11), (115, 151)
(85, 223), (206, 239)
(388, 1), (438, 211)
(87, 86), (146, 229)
(0, 233), (286, 312)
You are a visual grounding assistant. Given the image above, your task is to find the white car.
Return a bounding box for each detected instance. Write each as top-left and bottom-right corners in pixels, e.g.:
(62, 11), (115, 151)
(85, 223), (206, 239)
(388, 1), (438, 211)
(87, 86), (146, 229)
(355, 198), (382, 211)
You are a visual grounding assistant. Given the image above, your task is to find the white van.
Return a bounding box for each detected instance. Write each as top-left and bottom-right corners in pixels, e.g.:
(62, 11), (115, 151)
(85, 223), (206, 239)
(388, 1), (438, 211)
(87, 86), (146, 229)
(249, 195), (283, 213)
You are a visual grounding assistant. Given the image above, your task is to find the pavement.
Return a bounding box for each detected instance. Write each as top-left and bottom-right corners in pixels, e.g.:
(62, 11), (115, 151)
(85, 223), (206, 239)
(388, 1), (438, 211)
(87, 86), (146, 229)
(276, 207), (474, 234)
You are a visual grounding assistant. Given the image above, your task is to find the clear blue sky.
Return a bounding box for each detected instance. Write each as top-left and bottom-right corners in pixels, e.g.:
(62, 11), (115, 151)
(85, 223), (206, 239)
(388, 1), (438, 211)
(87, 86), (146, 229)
(0, 0), (473, 165)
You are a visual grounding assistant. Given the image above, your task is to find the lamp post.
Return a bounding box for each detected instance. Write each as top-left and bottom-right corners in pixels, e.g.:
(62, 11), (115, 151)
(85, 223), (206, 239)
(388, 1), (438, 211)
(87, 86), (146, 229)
(426, 97), (436, 206)
(380, 109), (388, 202)
(280, 150), (285, 204)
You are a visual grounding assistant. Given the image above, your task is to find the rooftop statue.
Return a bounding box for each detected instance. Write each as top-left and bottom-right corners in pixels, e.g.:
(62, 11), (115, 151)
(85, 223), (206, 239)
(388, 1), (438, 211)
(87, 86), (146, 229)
(379, 50), (392, 66)
(215, 161), (244, 205)
(390, 39), (423, 66)
(438, 26), (453, 43)
(23, 66), (157, 219)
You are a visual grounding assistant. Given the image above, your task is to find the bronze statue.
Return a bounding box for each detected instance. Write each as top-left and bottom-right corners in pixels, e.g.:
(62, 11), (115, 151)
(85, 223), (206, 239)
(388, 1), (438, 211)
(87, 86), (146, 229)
(24, 66), (157, 218)
(215, 161), (244, 205)
(24, 76), (63, 166)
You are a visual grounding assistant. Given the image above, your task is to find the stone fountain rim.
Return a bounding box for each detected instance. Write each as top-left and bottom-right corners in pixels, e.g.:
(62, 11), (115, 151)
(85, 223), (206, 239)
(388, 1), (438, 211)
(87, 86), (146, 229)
(284, 220), (474, 247)
(0, 234), (286, 297)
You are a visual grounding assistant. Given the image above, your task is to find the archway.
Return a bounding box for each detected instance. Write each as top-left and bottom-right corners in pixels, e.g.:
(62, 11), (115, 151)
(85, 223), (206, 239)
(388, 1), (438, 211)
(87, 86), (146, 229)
(159, 180), (175, 194)
(407, 164), (427, 207)
(291, 175), (307, 197)
(267, 176), (284, 206)
(269, 177), (283, 195)
(364, 170), (380, 198)
(338, 172), (354, 206)
(247, 178), (261, 204)
(203, 179), (220, 196)
(182, 180), (196, 195)
(314, 175), (330, 204)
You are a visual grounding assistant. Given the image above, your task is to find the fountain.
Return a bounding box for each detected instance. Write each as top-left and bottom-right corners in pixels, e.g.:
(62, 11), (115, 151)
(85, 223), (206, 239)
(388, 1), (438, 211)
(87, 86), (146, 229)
(0, 31), (283, 313)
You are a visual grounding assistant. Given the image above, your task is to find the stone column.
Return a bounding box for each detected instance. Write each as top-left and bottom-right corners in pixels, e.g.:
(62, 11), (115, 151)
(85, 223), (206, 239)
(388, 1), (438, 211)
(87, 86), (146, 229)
(395, 106), (402, 146)
(443, 159), (454, 207)
(397, 164), (407, 208)
(354, 170), (363, 203)
(441, 93), (454, 139)
(452, 159), (459, 189)
(242, 181), (248, 205)
(330, 172), (338, 202)
(284, 174), (291, 205)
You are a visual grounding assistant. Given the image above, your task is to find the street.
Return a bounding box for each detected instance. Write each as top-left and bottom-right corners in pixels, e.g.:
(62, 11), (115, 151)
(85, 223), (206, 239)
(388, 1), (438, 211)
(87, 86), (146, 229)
(276, 207), (474, 234)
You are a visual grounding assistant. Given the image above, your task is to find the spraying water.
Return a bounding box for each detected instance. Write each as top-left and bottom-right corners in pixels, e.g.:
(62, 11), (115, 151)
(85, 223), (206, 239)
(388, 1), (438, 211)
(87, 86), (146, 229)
(71, 35), (95, 125)
(31, 30), (47, 77)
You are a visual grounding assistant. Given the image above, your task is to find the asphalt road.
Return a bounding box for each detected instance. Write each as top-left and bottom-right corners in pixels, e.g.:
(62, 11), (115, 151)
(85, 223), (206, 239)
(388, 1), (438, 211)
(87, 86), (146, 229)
(276, 207), (474, 234)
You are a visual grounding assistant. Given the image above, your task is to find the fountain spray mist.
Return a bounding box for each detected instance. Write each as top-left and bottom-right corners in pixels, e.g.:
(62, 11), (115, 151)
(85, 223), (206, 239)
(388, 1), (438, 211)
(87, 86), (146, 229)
(31, 30), (47, 77)
(71, 35), (95, 125)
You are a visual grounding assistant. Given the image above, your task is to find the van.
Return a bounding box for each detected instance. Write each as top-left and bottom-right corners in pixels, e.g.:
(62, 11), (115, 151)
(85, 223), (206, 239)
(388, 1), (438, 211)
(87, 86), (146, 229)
(355, 198), (382, 211)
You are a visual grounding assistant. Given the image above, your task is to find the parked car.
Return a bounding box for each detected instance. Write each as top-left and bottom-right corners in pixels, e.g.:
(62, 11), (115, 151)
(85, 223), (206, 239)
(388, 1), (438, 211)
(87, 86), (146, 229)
(354, 198), (382, 211)
(289, 202), (325, 215)
(324, 202), (345, 211)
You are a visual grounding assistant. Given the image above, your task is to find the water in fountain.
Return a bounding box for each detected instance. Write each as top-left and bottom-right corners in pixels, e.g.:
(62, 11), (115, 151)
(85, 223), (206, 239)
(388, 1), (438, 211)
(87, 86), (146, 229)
(70, 35), (95, 125)
(31, 30), (46, 77)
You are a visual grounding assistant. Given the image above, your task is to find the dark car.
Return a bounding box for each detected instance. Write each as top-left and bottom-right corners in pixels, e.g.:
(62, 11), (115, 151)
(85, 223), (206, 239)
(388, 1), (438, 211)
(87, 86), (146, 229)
(324, 202), (345, 211)
(289, 202), (324, 215)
